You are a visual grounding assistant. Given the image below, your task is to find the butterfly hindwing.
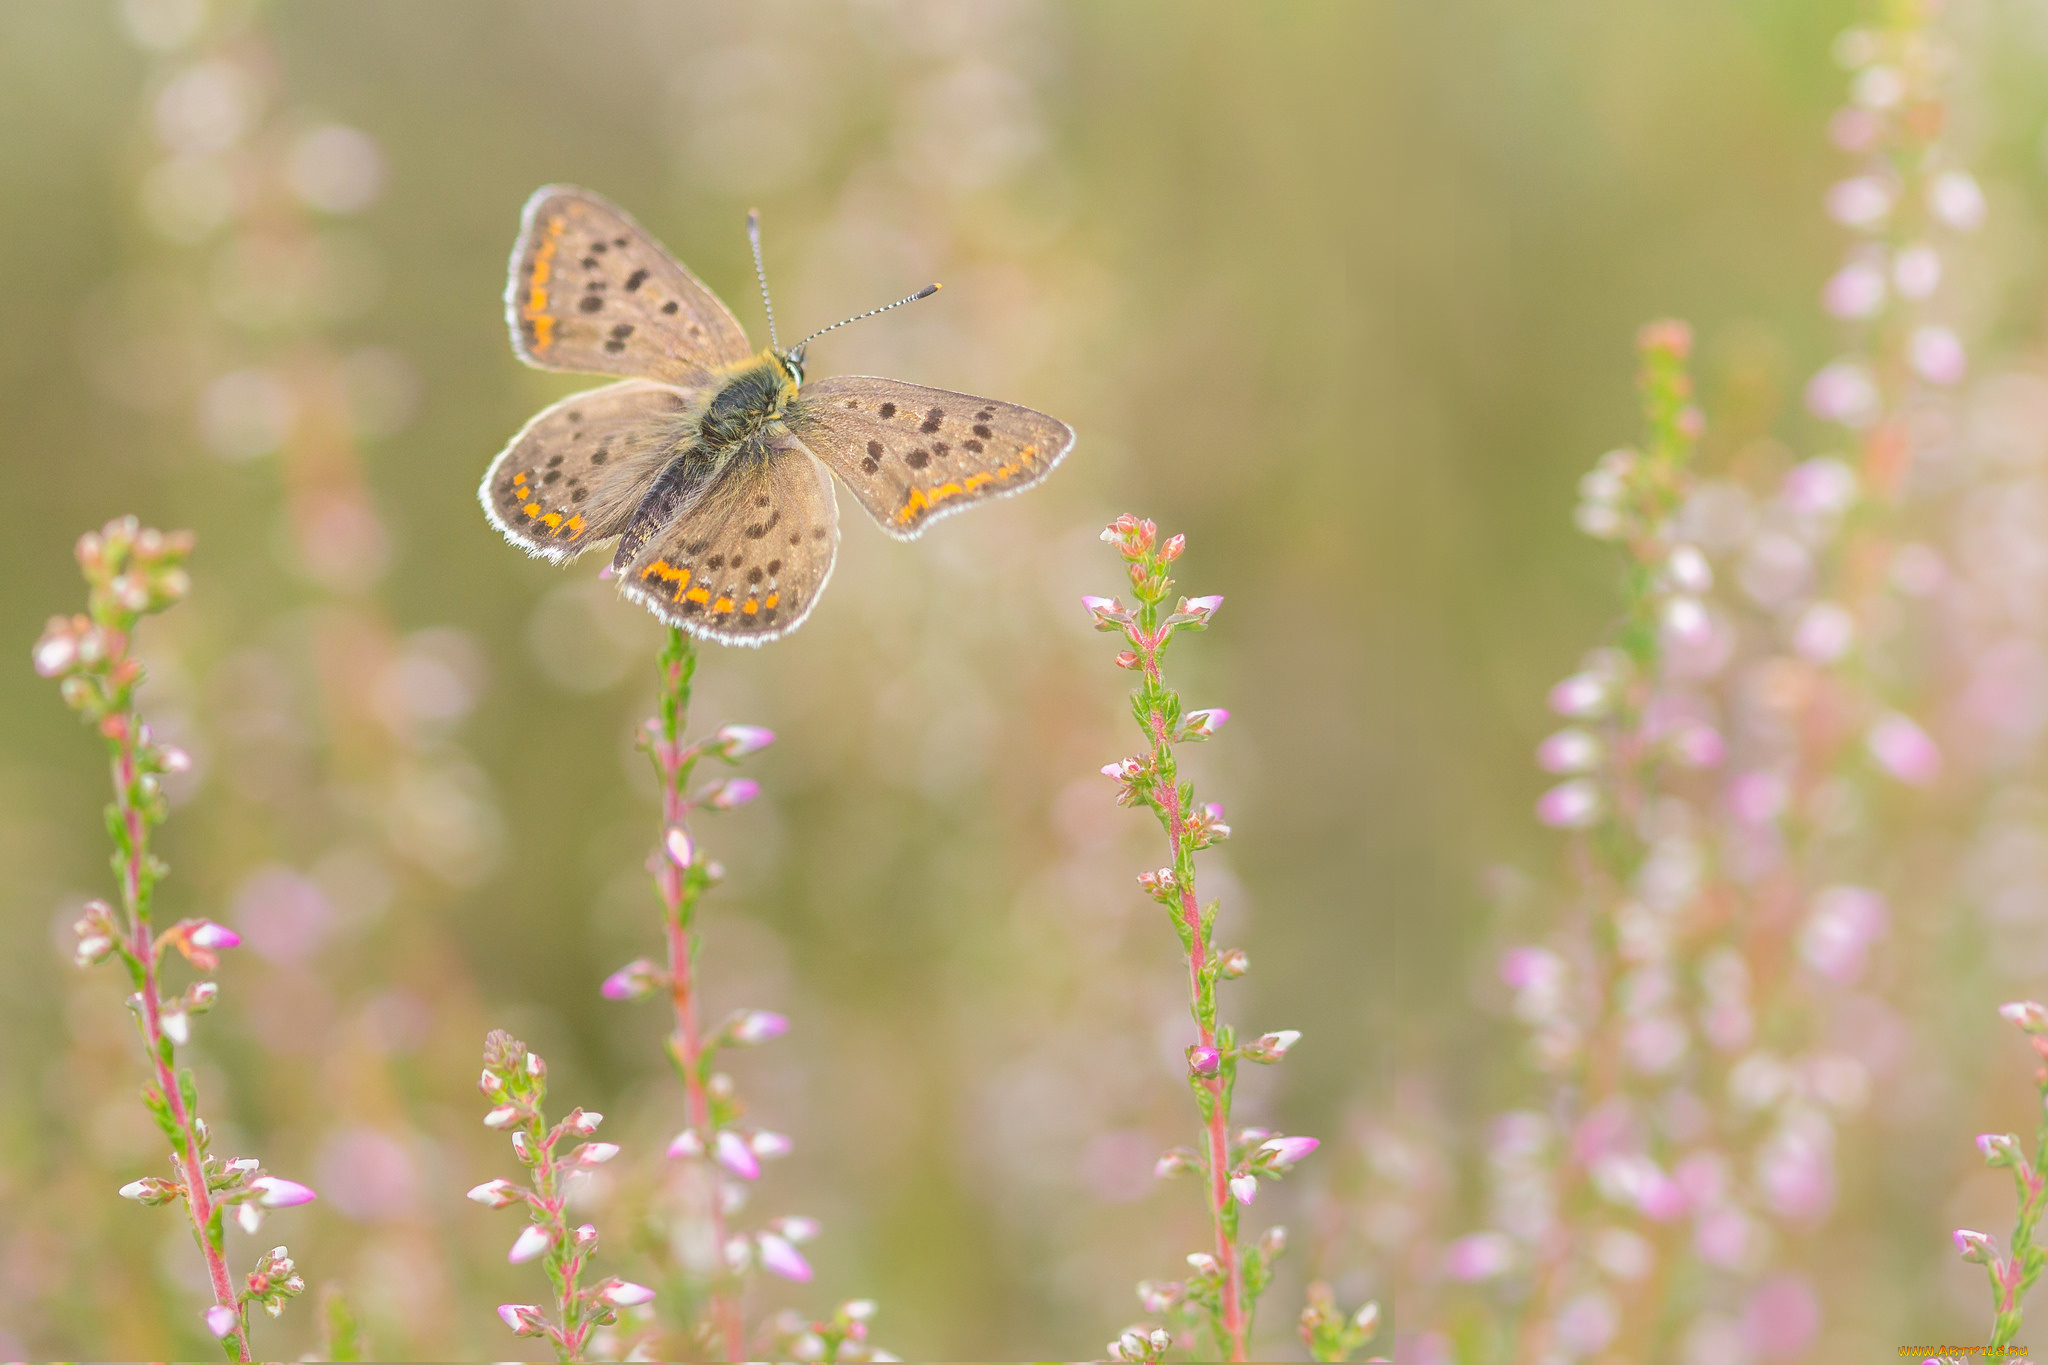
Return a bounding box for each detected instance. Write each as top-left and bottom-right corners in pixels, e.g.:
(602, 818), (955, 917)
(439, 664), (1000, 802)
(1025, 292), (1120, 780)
(790, 376), (1074, 539)
(617, 437), (840, 647)
(481, 379), (701, 562)
(506, 186), (754, 385)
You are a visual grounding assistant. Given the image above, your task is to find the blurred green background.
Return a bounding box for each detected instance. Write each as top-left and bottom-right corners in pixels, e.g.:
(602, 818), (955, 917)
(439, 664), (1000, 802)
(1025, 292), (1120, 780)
(6, 0), (2048, 1358)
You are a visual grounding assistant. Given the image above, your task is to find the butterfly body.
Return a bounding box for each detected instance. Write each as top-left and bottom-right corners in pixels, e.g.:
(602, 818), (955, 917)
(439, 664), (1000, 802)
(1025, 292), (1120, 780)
(484, 186), (1073, 646)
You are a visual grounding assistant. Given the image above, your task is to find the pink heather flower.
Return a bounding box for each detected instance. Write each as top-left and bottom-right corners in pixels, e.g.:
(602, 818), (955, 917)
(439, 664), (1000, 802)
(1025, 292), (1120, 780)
(1660, 596), (1711, 648)
(1670, 724), (1726, 769)
(1727, 771), (1788, 826)
(32, 628), (78, 677)
(1894, 243), (1941, 298)
(714, 1129), (761, 1180)
(467, 1178), (521, 1208)
(1825, 175), (1893, 230)
(1500, 945), (1563, 993)
(2001, 1000), (2048, 1035)
(1536, 778), (1602, 829)
(1536, 728), (1601, 774)
(1830, 105), (1881, 152)
(572, 1142), (620, 1166)
(1443, 1232), (1516, 1282)
(1743, 1276), (1820, 1360)
(1929, 170), (1987, 231)
(1695, 1207), (1753, 1269)
(599, 1278), (657, 1308)
(1259, 1135), (1320, 1167)
(508, 1223), (553, 1264)
(667, 1129), (705, 1159)
(564, 1108), (602, 1136)
(205, 1304), (240, 1339)
(572, 1222), (598, 1251)
(1217, 947), (1249, 978)
(1867, 712), (1941, 785)
(1910, 325), (1967, 386)
(1555, 1291), (1618, 1357)
(1955, 1228), (1995, 1263)
(730, 1009), (790, 1044)
(1229, 1172), (1258, 1205)
(707, 777), (760, 810)
(1799, 886), (1887, 984)
(1666, 544), (1712, 593)
(1547, 673), (1609, 718)
(483, 1104), (519, 1129)
(1783, 456), (1859, 517)
(601, 959), (662, 1001)
(1805, 360), (1879, 427)
(663, 826), (694, 868)
(1155, 1149), (1199, 1178)
(714, 723), (775, 756)
(751, 1130), (794, 1160)
(757, 1231), (813, 1282)
(497, 1303), (546, 1335)
(157, 744), (192, 773)
(1186, 1252), (1221, 1276)
(773, 1215), (821, 1243)
(1248, 1029), (1300, 1060)
(1081, 595), (1131, 628)
(1978, 1133), (2020, 1165)
(1822, 260), (1886, 318)
(187, 921), (242, 951)
(251, 1176), (317, 1208)
(1181, 708), (1229, 739)
(1162, 533), (1185, 560)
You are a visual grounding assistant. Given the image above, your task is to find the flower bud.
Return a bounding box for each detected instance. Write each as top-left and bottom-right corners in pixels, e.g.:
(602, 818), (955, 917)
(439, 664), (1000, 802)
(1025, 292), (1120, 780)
(706, 777), (760, 810)
(564, 1109), (604, 1137)
(752, 1130), (794, 1160)
(184, 981), (219, 1013)
(1257, 1225), (1288, 1260)
(1188, 1045), (1221, 1077)
(728, 1009), (791, 1045)
(205, 1304), (240, 1339)
(599, 1278), (657, 1308)
(715, 1129), (761, 1180)
(572, 1142), (621, 1166)
(467, 1179), (522, 1208)
(186, 921), (242, 951)
(1536, 728), (1602, 775)
(1978, 1133), (2020, 1167)
(1354, 1301), (1381, 1334)
(497, 1303), (547, 1336)
(480, 1068), (506, 1097)
(1258, 1135), (1321, 1169)
(1186, 1252), (1220, 1277)
(251, 1176), (318, 1208)
(1548, 673), (1609, 719)
(1180, 707), (1229, 740)
(667, 1129), (705, 1160)
(1229, 1172), (1259, 1205)
(842, 1298), (877, 1321)
(601, 959), (665, 1002)
(224, 1157), (259, 1176)
(510, 1130), (531, 1162)
(773, 1215), (822, 1243)
(757, 1231), (813, 1282)
(714, 724), (775, 757)
(1243, 1030), (1301, 1063)
(1537, 778), (1603, 829)
(483, 1104), (519, 1130)
(664, 827), (695, 869)
(120, 1176), (182, 1205)
(1178, 595), (1223, 624)
(573, 1222), (599, 1251)
(1218, 948), (1249, 979)
(1082, 595), (1133, 630)
(2002, 1001), (2048, 1035)
(1114, 650), (1141, 670)
(508, 1224), (553, 1264)
(1954, 1228), (1995, 1264)
(1137, 1280), (1183, 1314)
(1155, 1147), (1200, 1178)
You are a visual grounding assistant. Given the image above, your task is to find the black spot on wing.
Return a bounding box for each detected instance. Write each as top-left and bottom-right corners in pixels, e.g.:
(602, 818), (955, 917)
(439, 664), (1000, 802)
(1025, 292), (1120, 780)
(579, 295), (604, 313)
(921, 408), (944, 433)
(878, 402), (896, 419)
(625, 268), (649, 291)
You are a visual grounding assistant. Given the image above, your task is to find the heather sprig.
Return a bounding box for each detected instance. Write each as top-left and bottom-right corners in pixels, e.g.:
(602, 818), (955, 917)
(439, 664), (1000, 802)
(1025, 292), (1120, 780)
(37, 517), (317, 1361)
(1953, 1003), (2048, 1348)
(1297, 1282), (1382, 1363)
(599, 626), (874, 1359)
(1092, 517), (1316, 1361)
(472, 1029), (651, 1360)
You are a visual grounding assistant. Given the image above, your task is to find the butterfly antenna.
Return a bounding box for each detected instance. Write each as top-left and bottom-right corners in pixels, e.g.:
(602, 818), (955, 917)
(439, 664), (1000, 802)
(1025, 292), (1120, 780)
(746, 209), (779, 351)
(791, 284), (941, 359)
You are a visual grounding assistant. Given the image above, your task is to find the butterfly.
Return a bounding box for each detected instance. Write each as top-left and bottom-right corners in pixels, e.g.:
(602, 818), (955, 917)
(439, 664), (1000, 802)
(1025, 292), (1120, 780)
(481, 185), (1075, 646)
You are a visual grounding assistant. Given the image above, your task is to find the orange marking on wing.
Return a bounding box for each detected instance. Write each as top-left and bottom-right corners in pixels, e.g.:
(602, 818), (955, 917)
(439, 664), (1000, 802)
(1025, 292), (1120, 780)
(520, 215), (566, 352)
(741, 599), (759, 615)
(512, 472), (528, 486)
(522, 502), (542, 517)
(541, 512), (564, 529)
(685, 586), (711, 604)
(712, 596), (736, 614)
(764, 592), (780, 608)
(565, 514), (586, 537)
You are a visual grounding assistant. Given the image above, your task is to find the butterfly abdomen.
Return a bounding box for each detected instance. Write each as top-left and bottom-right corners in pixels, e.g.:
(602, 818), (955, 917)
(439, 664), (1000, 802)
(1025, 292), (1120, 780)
(697, 354), (796, 448)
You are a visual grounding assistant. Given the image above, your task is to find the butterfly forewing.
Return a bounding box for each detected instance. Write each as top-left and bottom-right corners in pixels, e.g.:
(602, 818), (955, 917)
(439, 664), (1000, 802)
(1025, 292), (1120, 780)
(617, 437), (840, 647)
(790, 376), (1074, 539)
(482, 379), (704, 562)
(506, 186), (753, 385)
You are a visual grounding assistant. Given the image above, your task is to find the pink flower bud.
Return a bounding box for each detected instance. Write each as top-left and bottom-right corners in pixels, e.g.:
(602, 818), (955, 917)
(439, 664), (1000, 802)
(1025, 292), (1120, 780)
(1245, 1029), (1300, 1062)
(205, 1304), (240, 1339)
(1979, 1133), (2021, 1165)
(601, 959), (664, 1002)
(1806, 359), (1879, 427)
(1162, 533), (1186, 560)
(572, 1142), (620, 1166)
(1186, 1252), (1220, 1276)
(599, 1278), (657, 1307)
(120, 1176), (181, 1204)
(707, 777), (760, 810)
(1910, 325), (1966, 386)
(715, 1129), (760, 1180)
(1536, 779), (1603, 829)
(1867, 712), (1941, 786)
(251, 1176), (317, 1208)
(729, 1009), (790, 1044)
(757, 1231), (813, 1281)
(497, 1303), (547, 1335)
(1548, 672), (1610, 718)
(1536, 728), (1602, 774)
(1229, 1172), (1258, 1205)
(1081, 596), (1131, 629)
(573, 1223), (598, 1251)
(664, 827), (695, 868)
(510, 1130), (530, 1161)
(1218, 948), (1249, 979)
(483, 1104), (519, 1129)
(1114, 650), (1140, 670)
(1258, 1135), (1321, 1168)
(773, 1214), (821, 1243)
(667, 1129), (704, 1160)
(751, 1130), (794, 1160)
(1929, 171), (1986, 231)
(1180, 595), (1224, 622)
(1444, 1231), (1517, 1281)
(1954, 1228), (1995, 1263)
(467, 1179), (522, 1208)
(1155, 1148), (1199, 1178)
(1826, 175), (1892, 230)
(480, 1068), (505, 1097)
(1181, 708), (1229, 739)
(1823, 260), (1886, 319)
(715, 724), (775, 756)
(508, 1224), (553, 1264)
(564, 1109), (603, 1136)
(1188, 1045), (1221, 1077)
(2002, 1001), (2048, 1035)
(187, 921), (242, 951)
(157, 744), (193, 773)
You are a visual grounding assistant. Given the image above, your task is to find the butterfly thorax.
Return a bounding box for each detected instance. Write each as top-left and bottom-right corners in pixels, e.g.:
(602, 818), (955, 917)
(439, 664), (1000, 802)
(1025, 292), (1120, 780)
(697, 350), (801, 449)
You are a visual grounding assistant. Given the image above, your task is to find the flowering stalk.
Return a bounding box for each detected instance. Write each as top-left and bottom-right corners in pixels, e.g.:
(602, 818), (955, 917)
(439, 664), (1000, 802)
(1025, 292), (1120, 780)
(37, 517), (316, 1360)
(1298, 1284), (1382, 1364)
(601, 627), (860, 1359)
(472, 1030), (649, 1361)
(1093, 517), (1318, 1361)
(1953, 1003), (2048, 1347)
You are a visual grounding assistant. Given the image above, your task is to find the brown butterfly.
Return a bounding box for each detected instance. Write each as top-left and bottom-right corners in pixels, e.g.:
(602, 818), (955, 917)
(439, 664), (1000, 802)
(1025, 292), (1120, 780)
(481, 186), (1075, 645)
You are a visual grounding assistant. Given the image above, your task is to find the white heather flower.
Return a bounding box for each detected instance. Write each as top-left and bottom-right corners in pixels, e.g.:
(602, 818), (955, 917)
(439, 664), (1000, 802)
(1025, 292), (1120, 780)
(507, 1224), (553, 1264)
